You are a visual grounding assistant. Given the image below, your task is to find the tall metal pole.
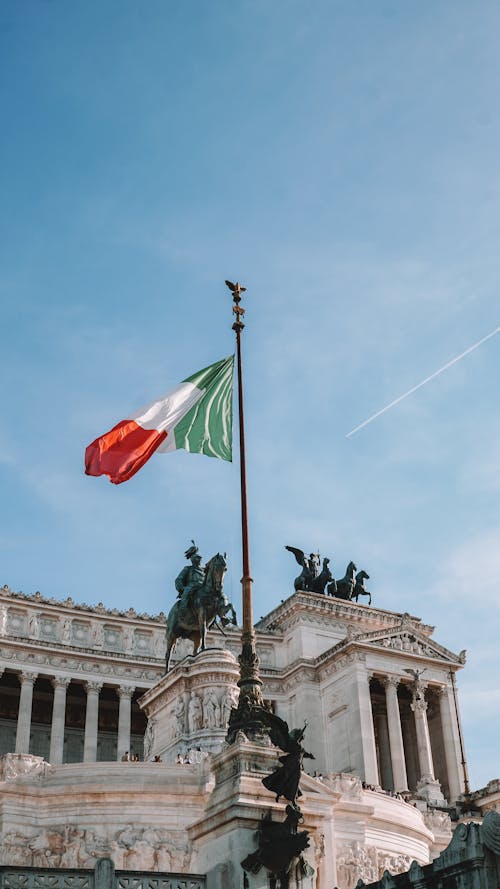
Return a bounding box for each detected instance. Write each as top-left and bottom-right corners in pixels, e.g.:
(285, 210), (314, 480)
(227, 280), (263, 714)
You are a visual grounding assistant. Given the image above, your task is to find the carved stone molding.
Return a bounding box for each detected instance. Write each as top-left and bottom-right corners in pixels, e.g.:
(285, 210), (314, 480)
(117, 685), (135, 700)
(84, 681), (103, 695)
(336, 841), (412, 889)
(19, 671), (38, 684)
(0, 822), (192, 872)
(380, 675), (400, 690)
(0, 753), (48, 783)
(51, 676), (71, 690)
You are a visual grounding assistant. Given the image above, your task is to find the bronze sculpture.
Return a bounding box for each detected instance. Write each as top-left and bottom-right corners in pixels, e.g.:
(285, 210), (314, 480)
(241, 711), (314, 884)
(285, 546), (320, 592)
(261, 716), (315, 807)
(241, 809), (312, 883)
(164, 546), (237, 671)
(286, 546), (373, 604)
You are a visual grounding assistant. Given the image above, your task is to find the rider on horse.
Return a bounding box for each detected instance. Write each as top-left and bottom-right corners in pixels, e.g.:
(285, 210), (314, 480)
(175, 542), (205, 612)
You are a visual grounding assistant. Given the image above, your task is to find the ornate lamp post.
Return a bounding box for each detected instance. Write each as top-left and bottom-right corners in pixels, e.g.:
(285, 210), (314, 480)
(225, 280), (264, 730)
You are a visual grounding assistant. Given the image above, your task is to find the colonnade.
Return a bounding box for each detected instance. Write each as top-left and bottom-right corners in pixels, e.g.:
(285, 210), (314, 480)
(2, 669), (139, 764)
(359, 672), (464, 802)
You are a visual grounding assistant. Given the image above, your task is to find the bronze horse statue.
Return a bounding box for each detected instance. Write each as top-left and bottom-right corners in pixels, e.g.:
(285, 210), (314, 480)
(327, 563), (371, 605)
(164, 553), (237, 671)
(352, 570), (371, 605)
(310, 557), (333, 594)
(327, 561), (357, 599)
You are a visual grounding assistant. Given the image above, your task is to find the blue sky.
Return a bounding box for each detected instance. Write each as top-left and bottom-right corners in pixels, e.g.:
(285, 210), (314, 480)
(1, 1), (499, 788)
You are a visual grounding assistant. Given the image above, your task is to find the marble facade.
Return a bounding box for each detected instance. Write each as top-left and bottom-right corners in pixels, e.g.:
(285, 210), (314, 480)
(0, 582), (491, 887)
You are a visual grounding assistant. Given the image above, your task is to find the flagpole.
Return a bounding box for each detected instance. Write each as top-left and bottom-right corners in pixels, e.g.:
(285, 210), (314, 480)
(227, 281), (263, 715)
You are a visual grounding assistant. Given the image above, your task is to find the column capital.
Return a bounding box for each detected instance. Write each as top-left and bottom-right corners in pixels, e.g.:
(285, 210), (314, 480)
(20, 670), (38, 684)
(52, 676), (71, 690)
(117, 685), (135, 700)
(411, 695), (428, 713)
(381, 675), (400, 690)
(84, 680), (103, 695)
(435, 684), (448, 698)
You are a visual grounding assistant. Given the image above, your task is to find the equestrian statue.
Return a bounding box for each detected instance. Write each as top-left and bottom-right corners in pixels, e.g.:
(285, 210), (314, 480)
(164, 542), (237, 672)
(285, 546), (372, 605)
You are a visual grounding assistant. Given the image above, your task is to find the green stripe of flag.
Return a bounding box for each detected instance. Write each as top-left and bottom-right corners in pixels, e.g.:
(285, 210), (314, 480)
(175, 355), (234, 461)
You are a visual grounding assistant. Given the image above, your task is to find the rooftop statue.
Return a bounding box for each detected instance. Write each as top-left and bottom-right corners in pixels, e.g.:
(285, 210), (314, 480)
(286, 546), (372, 605)
(164, 542), (237, 672)
(285, 546), (323, 592)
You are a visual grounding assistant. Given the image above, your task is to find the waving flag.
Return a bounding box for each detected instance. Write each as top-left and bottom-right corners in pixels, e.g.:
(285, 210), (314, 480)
(85, 356), (234, 484)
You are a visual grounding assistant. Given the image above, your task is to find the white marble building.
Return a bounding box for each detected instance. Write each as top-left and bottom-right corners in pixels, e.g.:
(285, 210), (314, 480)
(0, 581), (493, 887)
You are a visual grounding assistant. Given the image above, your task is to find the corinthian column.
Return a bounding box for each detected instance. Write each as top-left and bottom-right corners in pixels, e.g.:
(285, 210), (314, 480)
(83, 681), (102, 762)
(15, 671), (38, 753)
(410, 686), (434, 780)
(382, 677), (408, 793)
(349, 661), (379, 786)
(117, 686), (135, 761)
(49, 676), (71, 764)
(410, 682), (444, 802)
(437, 684), (464, 802)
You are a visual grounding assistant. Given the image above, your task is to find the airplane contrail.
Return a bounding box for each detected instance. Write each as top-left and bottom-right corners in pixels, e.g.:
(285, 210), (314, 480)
(346, 325), (500, 438)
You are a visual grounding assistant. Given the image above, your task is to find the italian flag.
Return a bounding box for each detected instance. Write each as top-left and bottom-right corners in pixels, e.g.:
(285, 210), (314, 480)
(85, 356), (234, 484)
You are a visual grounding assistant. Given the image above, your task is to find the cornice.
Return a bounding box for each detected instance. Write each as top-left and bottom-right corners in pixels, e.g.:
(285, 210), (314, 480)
(254, 591), (431, 635)
(0, 584), (166, 624)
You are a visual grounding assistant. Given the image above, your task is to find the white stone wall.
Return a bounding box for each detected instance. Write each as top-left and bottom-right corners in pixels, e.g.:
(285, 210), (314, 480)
(0, 584), (470, 883)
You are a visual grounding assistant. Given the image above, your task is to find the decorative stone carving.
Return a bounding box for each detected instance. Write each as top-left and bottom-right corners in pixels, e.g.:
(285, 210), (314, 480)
(72, 622), (91, 646)
(221, 687), (238, 727)
(143, 717), (156, 759)
(203, 688), (221, 728)
(135, 631), (153, 654)
(28, 612), (40, 638)
(0, 752), (48, 782)
(337, 841), (379, 888)
(52, 675), (71, 690)
(20, 669), (38, 684)
(337, 842), (412, 889)
(8, 609), (27, 635)
(325, 772), (363, 798)
(91, 622), (105, 648)
(0, 604), (7, 635)
(175, 695), (186, 735)
(0, 823), (192, 871)
(61, 617), (72, 643)
(40, 616), (58, 640)
(122, 626), (134, 652)
(424, 810), (452, 833)
(188, 691), (203, 733)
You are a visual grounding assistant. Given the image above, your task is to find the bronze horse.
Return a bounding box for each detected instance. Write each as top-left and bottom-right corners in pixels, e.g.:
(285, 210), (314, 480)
(327, 563), (371, 605)
(164, 553), (237, 671)
(310, 557), (333, 594)
(352, 570), (371, 605)
(327, 561), (357, 599)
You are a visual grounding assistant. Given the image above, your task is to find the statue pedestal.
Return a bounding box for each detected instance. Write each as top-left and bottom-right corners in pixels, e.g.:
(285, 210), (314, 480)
(188, 736), (337, 889)
(138, 648), (239, 762)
